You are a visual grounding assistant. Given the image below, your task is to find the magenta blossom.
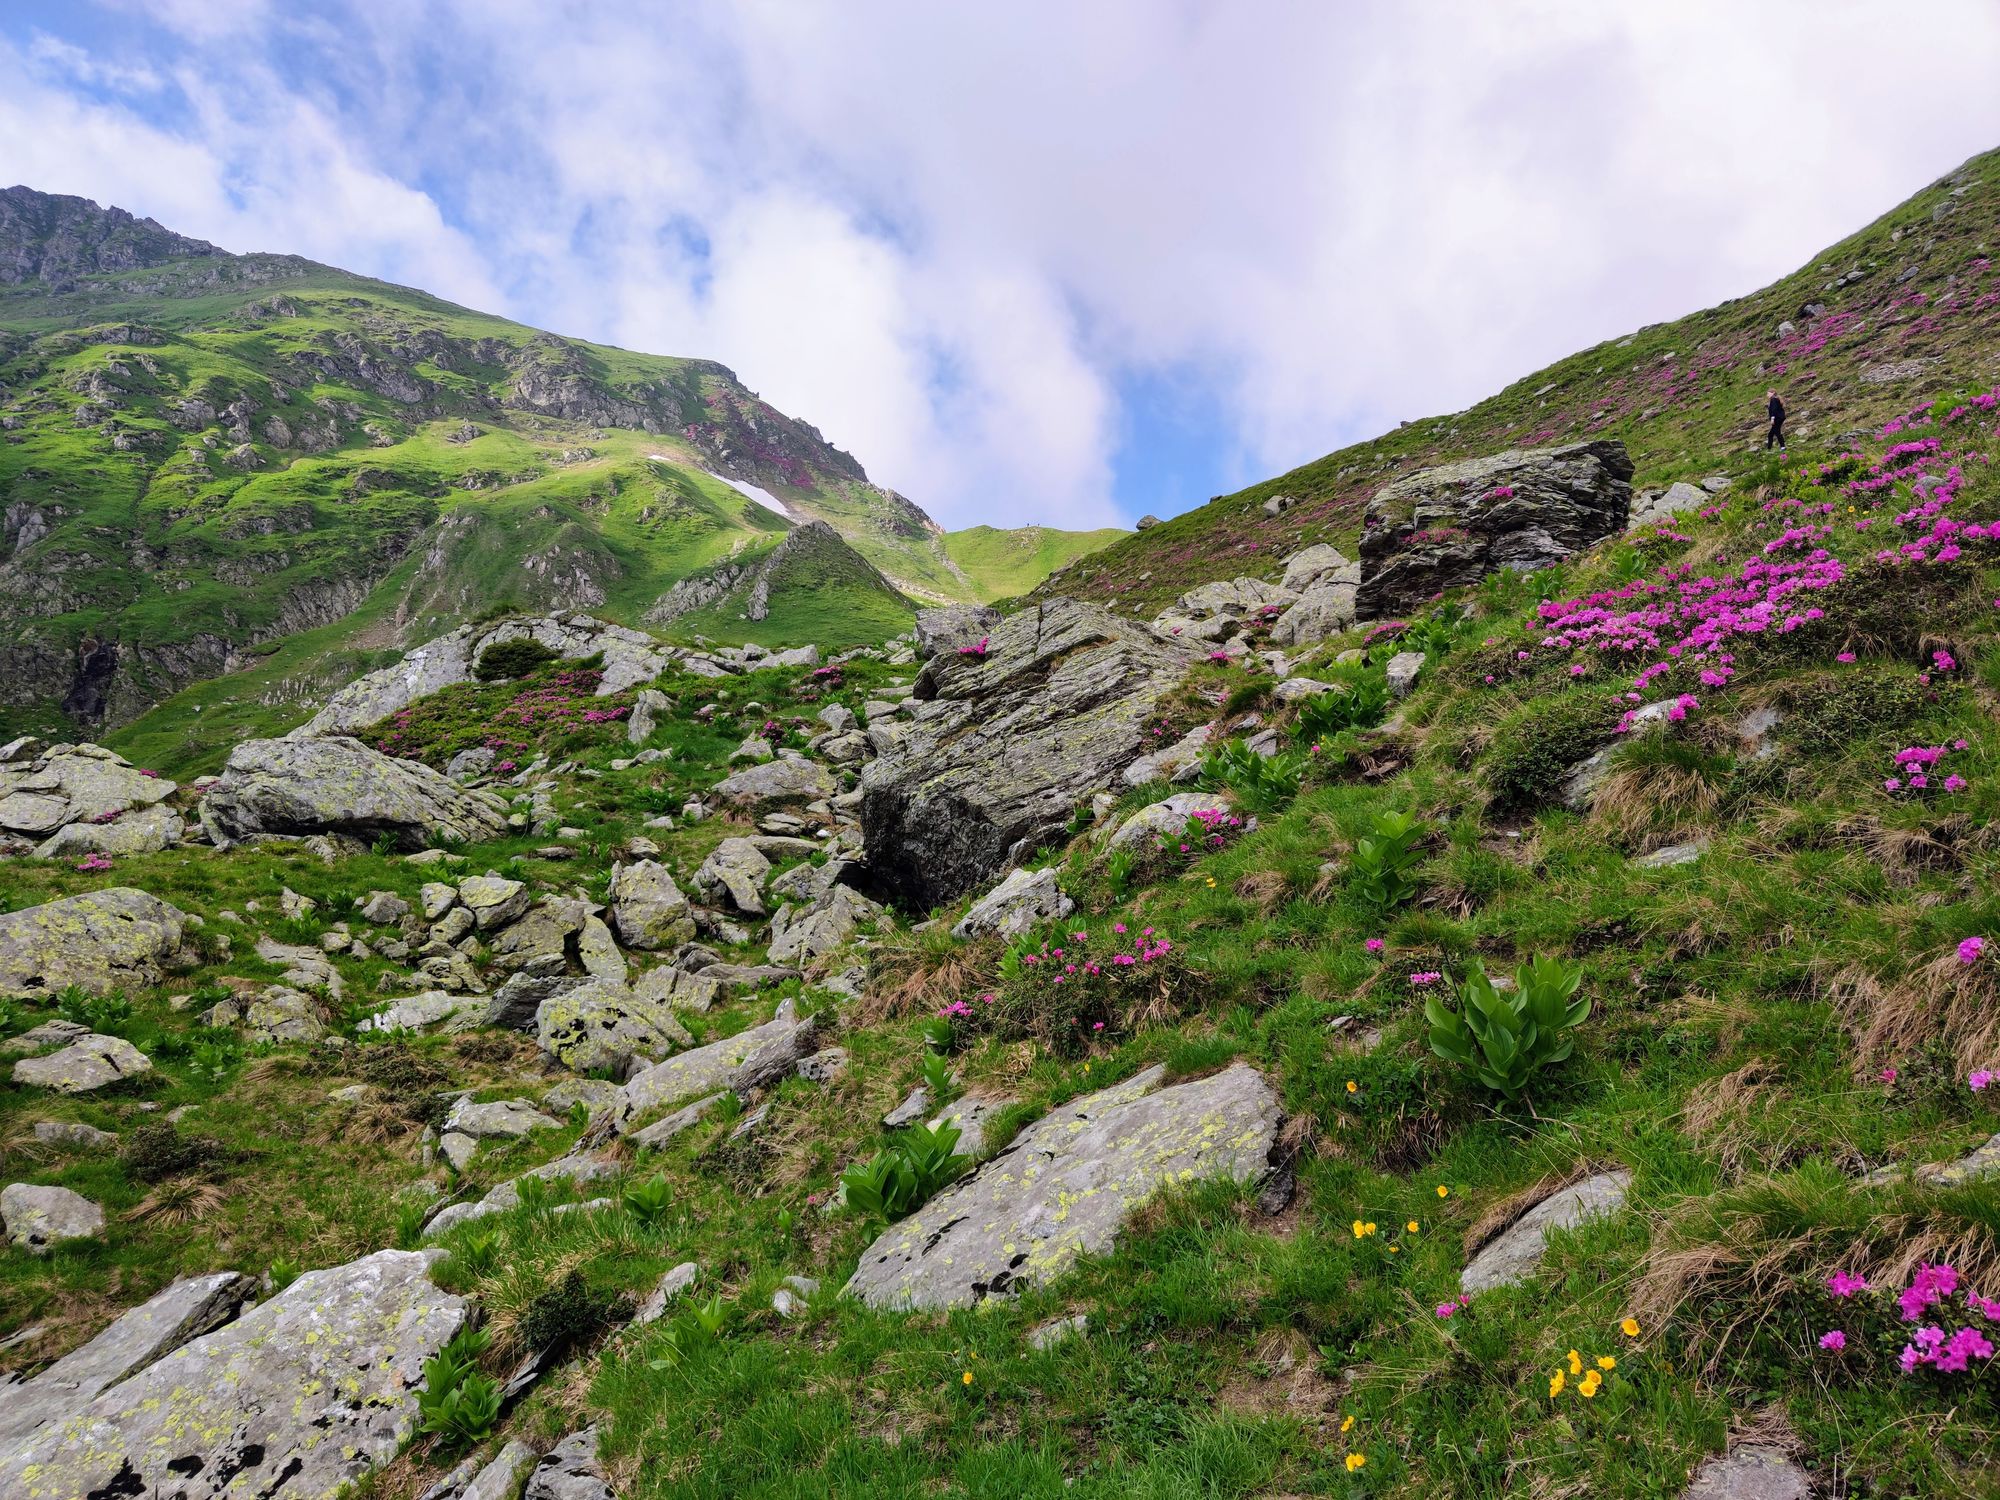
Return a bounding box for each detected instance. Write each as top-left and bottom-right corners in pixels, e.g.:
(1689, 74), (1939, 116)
(1960, 936), (1986, 965)
(1364, 938), (1385, 954)
(1818, 1330), (1848, 1352)
(1826, 1271), (1871, 1298)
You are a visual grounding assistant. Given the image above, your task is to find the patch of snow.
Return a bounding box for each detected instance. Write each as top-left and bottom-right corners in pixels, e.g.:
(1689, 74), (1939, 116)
(648, 456), (795, 519)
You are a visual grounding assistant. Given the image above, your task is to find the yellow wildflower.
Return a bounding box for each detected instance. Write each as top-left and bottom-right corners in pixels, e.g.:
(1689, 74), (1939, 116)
(1436, 1185), (1449, 1198)
(1406, 1220), (1419, 1233)
(1549, 1369), (1565, 1397)
(1620, 1317), (1640, 1338)
(1345, 1080), (1358, 1093)
(962, 1370), (974, 1386)
(1345, 1453), (1367, 1473)
(1578, 1370), (1601, 1398)
(1340, 1414), (1355, 1433)
(1567, 1349), (1582, 1375)
(1596, 1355), (1616, 1371)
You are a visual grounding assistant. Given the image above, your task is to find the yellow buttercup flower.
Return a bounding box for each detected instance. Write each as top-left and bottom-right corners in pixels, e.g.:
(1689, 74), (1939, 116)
(1436, 1185), (1449, 1198)
(1620, 1317), (1640, 1338)
(1578, 1370), (1602, 1398)
(1406, 1220), (1419, 1233)
(1549, 1369), (1565, 1397)
(1596, 1355), (1616, 1371)
(1345, 1080), (1358, 1094)
(962, 1370), (974, 1386)
(1340, 1414), (1355, 1434)
(1567, 1349), (1582, 1376)
(1345, 1453), (1367, 1473)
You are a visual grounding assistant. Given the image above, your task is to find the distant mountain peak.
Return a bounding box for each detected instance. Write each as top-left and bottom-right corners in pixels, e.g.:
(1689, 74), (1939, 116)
(0, 185), (227, 286)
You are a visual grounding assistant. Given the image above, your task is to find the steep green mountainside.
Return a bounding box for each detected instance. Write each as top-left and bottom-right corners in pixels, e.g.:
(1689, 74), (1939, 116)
(942, 523), (1127, 603)
(1035, 147), (2000, 616)
(0, 187), (1094, 741)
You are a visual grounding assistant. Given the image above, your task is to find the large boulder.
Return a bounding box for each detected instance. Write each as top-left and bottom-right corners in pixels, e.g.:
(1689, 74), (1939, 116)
(767, 883), (883, 964)
(913, 603), (1002, 660)
(0, 741), (176, 853)
(712, 751), (838, 810)
(0, 1249), (467, 1499)
(860, 599), (1195, 910)
(693, 838), (773, 916)
(1357, 440), (1633, 620)
(1152, 577), (1297, 643)
(535, 977), (693, 1076)
(607, 860), (696, 949)
(200, 737), (510, 850)
(1269, 559), (1362, 649)
(0, 1271), (256, 1444)
(297, 613), (679, 736)
(845, 1063), (1281, 1310)
(0, 888), (194, 999)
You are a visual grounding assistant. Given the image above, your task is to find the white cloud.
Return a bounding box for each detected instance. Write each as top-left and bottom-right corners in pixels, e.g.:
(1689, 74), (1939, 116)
(5, 2), (2000, 528)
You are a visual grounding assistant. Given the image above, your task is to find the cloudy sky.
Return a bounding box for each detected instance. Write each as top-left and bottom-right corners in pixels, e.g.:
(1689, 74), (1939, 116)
(4, 2), (1999, 529)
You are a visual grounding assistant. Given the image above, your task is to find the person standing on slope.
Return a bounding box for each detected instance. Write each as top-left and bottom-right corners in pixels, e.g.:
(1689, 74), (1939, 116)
(1764, 388), (1787, 450)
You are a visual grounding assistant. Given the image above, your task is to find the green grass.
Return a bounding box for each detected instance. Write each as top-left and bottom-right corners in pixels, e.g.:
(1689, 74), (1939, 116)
(942, 524), (1127, 603)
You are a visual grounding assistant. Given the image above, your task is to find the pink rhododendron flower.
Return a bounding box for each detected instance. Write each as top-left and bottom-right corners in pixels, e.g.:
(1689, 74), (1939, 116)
(1818, 1330), (1847, 1351)
(1826, 1271), (1870, 1298)
(1961, 937), (1987, 965)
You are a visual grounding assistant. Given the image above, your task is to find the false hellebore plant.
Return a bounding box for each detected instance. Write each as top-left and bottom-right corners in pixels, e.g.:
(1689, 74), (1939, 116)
(1425, 956), (1590, 1100)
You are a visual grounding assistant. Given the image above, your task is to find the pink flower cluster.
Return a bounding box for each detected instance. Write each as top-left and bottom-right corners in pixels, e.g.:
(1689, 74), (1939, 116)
(958, 637), (991, 659)
(74, 852), (113, 872)
(1882, 740), (1969, 795)
(1896, 1264), (1999, 1374)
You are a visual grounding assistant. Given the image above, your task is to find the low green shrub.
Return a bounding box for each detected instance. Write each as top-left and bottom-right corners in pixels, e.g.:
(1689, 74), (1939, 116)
(1425, 955), (1590, 1100)
(472, 637), (563, 681)
(841, 1120), (971, 1223)
(1350, 810), (1425, 915)
(416, 1325), (501, 1449)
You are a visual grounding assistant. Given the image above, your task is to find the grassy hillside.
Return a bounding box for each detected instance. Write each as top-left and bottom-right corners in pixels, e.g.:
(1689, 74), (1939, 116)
(1033, 146), (2000, 617)
(943, 524), (1127, 603)
(0, 189), (1073, 740)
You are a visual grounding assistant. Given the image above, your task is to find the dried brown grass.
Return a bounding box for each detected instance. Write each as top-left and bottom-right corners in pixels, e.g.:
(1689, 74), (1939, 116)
(124, 1177), (227, 1226)
(1823, 947), (2000, 1072)
(853, 935), (998, 1025)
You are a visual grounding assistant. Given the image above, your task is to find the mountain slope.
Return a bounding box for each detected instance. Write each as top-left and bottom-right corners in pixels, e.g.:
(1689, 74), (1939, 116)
(0, 186), (1099, 739)
(942, 523), (1127, 603)
(1032, 147), (2000, 617)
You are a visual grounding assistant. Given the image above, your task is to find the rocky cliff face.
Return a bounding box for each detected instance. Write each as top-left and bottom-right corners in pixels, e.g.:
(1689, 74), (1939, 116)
(0, 185), (225, 285)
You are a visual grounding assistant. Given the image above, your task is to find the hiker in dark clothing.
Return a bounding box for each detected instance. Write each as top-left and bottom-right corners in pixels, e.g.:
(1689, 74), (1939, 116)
(1765, 389), (1786, 450)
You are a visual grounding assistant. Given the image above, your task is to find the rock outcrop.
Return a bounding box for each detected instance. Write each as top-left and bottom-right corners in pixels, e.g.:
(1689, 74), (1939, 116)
(860, 599), (1194, 910)
(1, 1183), (104, 1253)
(200, 736), (510, 850)
(0, 888), (194, 998)
(0, 740), (180, 857)
(1357, 441), (1633, 620)
(951, 865), (1074, 939)
(1459, 1169), (1633, 1294)
(617, 1001), (818, 1130)
(913, 603), (1001, 659)
(846, 1063), (1281, 1310)
(0, 1248), (467, 1499)
(297, 613), (681, 736)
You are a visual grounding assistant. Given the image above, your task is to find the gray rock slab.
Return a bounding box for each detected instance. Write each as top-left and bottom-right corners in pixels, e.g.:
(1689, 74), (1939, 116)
(951, 864), (1075, 939)
(846, 1063), (1281, 1310)
(12, 1032), (152, 1094)
(0, 888), (194, 999)
(1, 1182), (105, 1253)
(1460, 1170), (1633, 1294)
(1682, 1447), (1811, 1500)
(200, 736), (510, 850)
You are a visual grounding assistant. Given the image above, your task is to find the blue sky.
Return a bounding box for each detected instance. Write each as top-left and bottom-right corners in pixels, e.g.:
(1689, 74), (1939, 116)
(5, 2), (2000, 530)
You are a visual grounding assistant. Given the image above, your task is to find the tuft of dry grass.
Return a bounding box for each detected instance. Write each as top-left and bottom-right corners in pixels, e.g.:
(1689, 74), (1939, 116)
(1680, 1060), (1798, 1179)
(1823, 946), (2000, 1072)
(854, 935), (998, 1025)
(1233, 867), (1291, 914)
(124, 1177), (227, 1226)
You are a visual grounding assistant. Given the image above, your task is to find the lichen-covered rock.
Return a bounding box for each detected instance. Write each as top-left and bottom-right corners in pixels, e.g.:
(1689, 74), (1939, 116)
(768, 883), (882, 964)
(0, 888), (194, 998)
(524, 1427), (616, 1500)
(201, 984), (325, 1043)
(845, 1063), (1281, 1310)
(12, 1032), (152, 1094)
(457, 874), (531, 930)
(1357, 441), (1633, 620)
(444, 1096), (562, 1140)
(861, 599), (1195, 909)
(0, 1271), (255, 1444)
(913, 603), (1001, 659)
(1269, 564), (1362, 649)
(1629, 480), (1709, 533)
(1864, 1129), (2000, 1187)
(489, 899), (589, 973)
(1385, 650), (1426, 699)
(1121, 723), (1214, 788)
(617, 1002), (818, 1129)
(1, 1183), (104, 1253)
(34, 802), (184, 859)
(607, 860), (695, 950)
(1459, 1170), (1633, 1294)
(0, 1248), (467, 1499)
(951, 865), (1074, 939)
(693, 838), (773, 916)
(1151, 577), (1297, 643)
(1105, 793), (1231, 853)
(0, 742), (175, 842)
(535, 977), (693, 1076)
(299, 613), (679, 736)
(200, 736), (510, 850)
(712, 751), (838, 809)
(1279, 544), (1354, 594)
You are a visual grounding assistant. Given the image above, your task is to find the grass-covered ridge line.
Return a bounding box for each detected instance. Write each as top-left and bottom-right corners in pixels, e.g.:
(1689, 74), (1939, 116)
(942, 523), (1128, 603)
